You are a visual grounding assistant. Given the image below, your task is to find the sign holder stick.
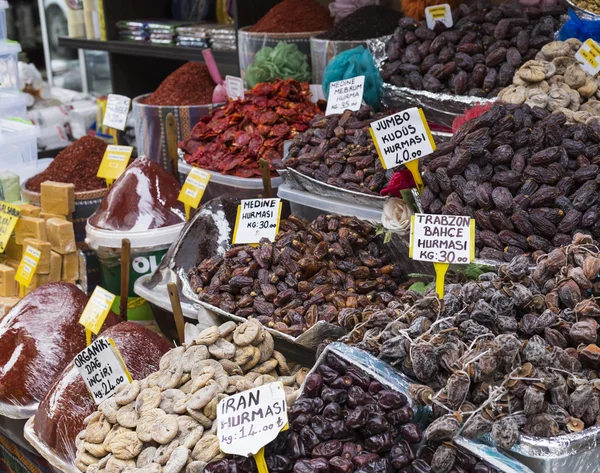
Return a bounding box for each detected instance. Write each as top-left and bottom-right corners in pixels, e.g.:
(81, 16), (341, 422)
(405, 161), (424, 194)
(259, 159), (273, 198)
(86, 329), (92, 347)
(120, 238), (131, 320)
(166, 113), (179, 179)
(167, 282), (186, 345)
(433, 262), (449, 298)
(254, 448), (268, 473)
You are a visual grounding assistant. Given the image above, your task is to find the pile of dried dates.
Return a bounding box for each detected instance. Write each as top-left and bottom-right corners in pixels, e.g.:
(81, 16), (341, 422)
(74, 321), (307, 473)
(189, 215), (406, 337)
(382, 0), (564, 97)
(284, 106), (393, 196)
(205, 351), (427, 473)
(499, 40), (600, 123)
(180, 79), (320, 178)
(343, 235), (600, 451)
(419, 102), (600, 261)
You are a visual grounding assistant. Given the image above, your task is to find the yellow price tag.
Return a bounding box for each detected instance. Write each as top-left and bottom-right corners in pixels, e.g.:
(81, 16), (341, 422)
(97, 145), (133, 182)
(15, 245), (41, 288)
(0, 202), (20, 253)
(79, 286), (116, 336)
(178, 168), (211, 220)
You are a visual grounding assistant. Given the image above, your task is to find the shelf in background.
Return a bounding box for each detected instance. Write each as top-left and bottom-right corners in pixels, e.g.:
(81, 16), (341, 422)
(58, 37), (238, 65)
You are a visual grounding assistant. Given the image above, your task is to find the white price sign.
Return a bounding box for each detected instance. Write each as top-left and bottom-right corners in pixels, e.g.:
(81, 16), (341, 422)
(226, 75), (245, 100)
(218, 382), (288, 457)
(103, 94), (131, 131)
(75, 337), (132, 404)
(410, 214), (474, 264)
(425, 4), (453, 29)
(575, 39), (600, 76)
(325, 76), (365, 115)
(232, 198), (282, 245)
(369, 107), (436, 170)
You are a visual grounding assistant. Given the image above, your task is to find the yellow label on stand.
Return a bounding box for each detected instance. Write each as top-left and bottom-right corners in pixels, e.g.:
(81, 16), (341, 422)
(15, 245), (41, 287)
(97, 145), (133, 182)
(79, 286), (116, 335)
(0, 202), (20, 253)
(178, 168), (211, 217)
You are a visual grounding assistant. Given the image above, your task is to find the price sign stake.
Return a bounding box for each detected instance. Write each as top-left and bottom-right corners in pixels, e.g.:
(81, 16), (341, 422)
(74, 337), (132, 404)
(15, 245), (41, 296)
(232, 198), (282, 245)
(178, 168), (211, 220)
(79, 286), (117, 346)
(425, 4), (453, 29)
(0, 202), (20, 253)
(409, 213), (475, 297)
(226, 75), (245, 101)
(103, 94), (131, 131)
(575, 39), (600, 76)
(97, 145), (133, 187)
(325, 76), (365, 116)
(369, 108), (435, 193)
(218, 382), (288, 473)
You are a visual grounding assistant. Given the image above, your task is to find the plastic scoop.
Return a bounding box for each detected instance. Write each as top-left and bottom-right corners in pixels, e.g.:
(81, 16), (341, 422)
(202, 49), (228, 103)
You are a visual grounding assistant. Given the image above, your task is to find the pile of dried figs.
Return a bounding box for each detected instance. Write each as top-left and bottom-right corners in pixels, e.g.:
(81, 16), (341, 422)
(284, 106), (393, 196)
(74, 321), (307, 473)
(189, 214), (406, 337)
(419, 102), (600, 261)
(498, 40), (600, 123)
(382, 1), (564, 97)
(342, 234), (600, 451)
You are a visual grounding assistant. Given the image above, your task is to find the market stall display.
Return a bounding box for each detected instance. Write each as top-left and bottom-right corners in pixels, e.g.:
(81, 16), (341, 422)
(73, 320), (307, 472)
(26, 322), (172, 471)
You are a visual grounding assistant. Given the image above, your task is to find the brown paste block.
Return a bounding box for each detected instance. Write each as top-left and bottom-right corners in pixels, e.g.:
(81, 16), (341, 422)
(24, 274), (49, 296)
(18, 204), (41, 218)
(0, 296), (20, 320)
(0, 264), (16, 297)
(23, 238), (51, 274)
(46, 218), (76, 254)
(40, 212), (67, 222)
(61, 252), (79, 281)
(49, 251), (62, 282)
(15, 216), (46, 244)
(4, 237), (22, 260)
(40, 182), (75, 216)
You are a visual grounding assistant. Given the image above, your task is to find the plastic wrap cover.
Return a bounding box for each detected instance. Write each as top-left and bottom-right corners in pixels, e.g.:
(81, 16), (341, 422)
(0, 282), (120, 419)
(455, 438), (535, 473)
(26, 322), (172, 471)
(310, 37), (368, 84)
(368, 37), (495, 128)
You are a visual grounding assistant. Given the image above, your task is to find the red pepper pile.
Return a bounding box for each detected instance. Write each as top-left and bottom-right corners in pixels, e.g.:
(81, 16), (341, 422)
(180, 79), (321, 178)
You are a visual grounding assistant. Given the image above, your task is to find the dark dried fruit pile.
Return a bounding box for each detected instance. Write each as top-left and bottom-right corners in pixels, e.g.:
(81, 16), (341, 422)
(342, 235), (600, 450)
(179, 79), (321, 178)
(205, 351), (426, 473)
(285, 106), (393, 196)
(189, 215), (405, 337)
(382, 1), (565, 97)
(419, 103), (600, 262)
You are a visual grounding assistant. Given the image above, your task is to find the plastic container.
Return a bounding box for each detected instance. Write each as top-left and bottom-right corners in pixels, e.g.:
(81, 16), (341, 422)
(132, 94), (223, 173)
(179, 159), (283, 201)
(0, 91), (27, 119)
(0, 1), (7, 43)
(277, 182), (383, 222)
(0, 41), (20, 90)
(310, 37), (368, 84)
(0, 118), (39, 174)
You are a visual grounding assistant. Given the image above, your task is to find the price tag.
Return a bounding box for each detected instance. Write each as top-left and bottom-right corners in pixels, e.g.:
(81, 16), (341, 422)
(370, 108), (436, 170)
(218, 382), (288, 457)
(325, 76), (365, 115)
(79, 286), (117, 336)
(178, 168), (211, 216)
(97, 145), (133, 182)
(75, 337), (132, 404)
(15, 245), (41, 287)
(425, 4), (453, 29)
(0, 202), (20, 253)
(232, 198), (282, 245)
(575, 39), (600, 76)
(103, 94), (131, 131)
(226, 75), (245, 101)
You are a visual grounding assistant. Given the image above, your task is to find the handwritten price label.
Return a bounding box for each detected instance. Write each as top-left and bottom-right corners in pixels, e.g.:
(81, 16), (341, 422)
(97, 145), (133, 181)
(103, 94), (131, 131)
(0, 202), (20, 253)
(232, 198), (282, 245)
(326, 76), (365, 116)
(178, 168), (211, 209)
(75, 337), (132, 404)
(79, 286), (116, 335)
(409, 213), (474, 264)
(576, 39), (600, 76)
(15, 245), (41, 287)
(425, 4), (453, 29)
(218, 382), (287, 457)
(226, 75), (245, 101)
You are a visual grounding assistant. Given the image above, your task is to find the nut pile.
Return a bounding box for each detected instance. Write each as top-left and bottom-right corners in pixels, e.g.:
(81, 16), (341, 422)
(74, 321), (306, 473)
(205, 351), (425, 473)
(342, 235), (600, 451)
(189, 215), (406, 337)
(382, 1), (564, 97)
(419, 102), (600, 261)
(499, 40), (600, 123)
(285, 106), (393, 196)
(571, 0), (600, 16)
